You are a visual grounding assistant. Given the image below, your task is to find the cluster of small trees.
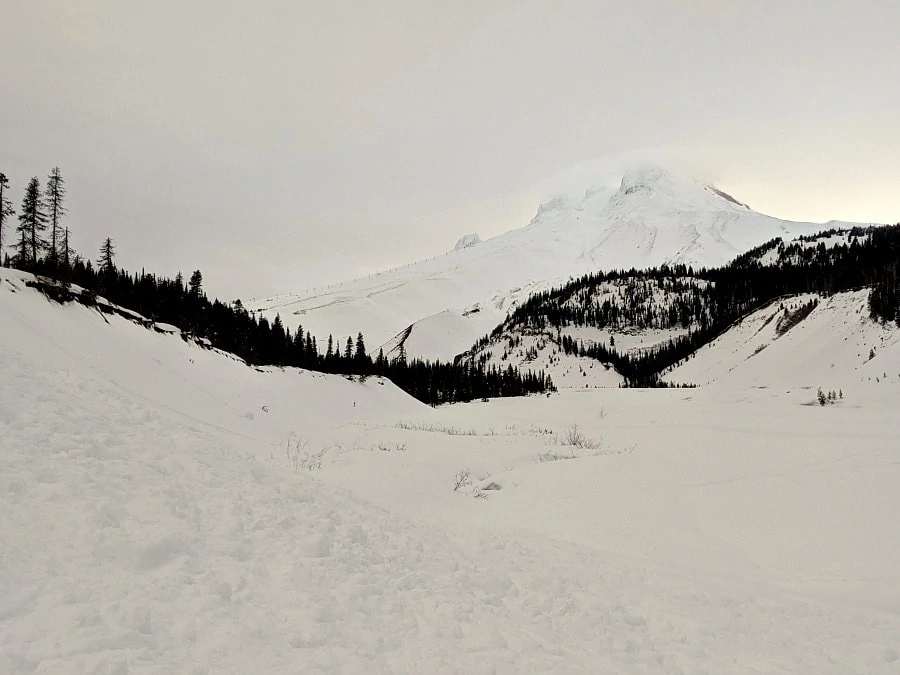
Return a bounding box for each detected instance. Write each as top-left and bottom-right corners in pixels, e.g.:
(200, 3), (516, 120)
(817, 388), (842, 406)
(2, 169), (69, 270)
(0, 168), (121, 282)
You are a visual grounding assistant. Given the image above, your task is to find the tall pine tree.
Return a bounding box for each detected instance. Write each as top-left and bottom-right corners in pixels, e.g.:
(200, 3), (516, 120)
(17, 177), (47, 266)
(98, 237), (115, 272)
(189, 270), (203, 296)
(0, 173), (13, 265)
(45, 167), (67, 267)
(62, 227), (74, 270)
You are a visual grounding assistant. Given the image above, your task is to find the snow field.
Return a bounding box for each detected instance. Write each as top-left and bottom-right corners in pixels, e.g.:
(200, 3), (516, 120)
(2, 271), (899, 673)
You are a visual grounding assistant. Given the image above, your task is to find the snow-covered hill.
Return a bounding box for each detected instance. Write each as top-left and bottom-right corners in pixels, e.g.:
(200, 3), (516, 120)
(474, 287), (900, 393)
(665, 289), (900, 389)
(464, 273), (705, 389)
(3, 268), (900, 673)
(252, 161), (868, 361)
(0, 270), (422, 440)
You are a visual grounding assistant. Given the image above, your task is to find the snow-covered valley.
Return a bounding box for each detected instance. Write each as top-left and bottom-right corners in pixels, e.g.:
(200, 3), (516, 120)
(3, 264), (899, 673)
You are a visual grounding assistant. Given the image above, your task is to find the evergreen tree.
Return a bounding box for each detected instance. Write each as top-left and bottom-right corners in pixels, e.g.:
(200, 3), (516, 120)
(16, 226), (27, 268)
(98, 237), (115, 272)
(45, 167), (66, 266)
(59, 227), (76, 282)
(0, 173), (16, 264)
(355, 332), (368, 373)
(0, 173), (13, 264)
(344, 336), (353, 360)
(189, 270), (203, 296)
(62, 227), (73, 268)
(17, 177), (47, 266)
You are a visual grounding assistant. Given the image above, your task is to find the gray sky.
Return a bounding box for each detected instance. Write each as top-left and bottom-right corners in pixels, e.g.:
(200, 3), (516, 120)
(2, 1), (899, 300)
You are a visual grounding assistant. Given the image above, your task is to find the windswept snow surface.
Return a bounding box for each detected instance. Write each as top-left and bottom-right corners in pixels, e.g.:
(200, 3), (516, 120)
(252, 160), (868, 361)
(3, 269), (900, 673)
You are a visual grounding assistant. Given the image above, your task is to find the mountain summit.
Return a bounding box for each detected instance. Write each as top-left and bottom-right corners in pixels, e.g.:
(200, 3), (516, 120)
(251, 161), (869, 361)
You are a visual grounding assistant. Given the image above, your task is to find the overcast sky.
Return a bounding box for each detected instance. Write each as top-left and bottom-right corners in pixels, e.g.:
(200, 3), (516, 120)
(2, 1), (899, 300)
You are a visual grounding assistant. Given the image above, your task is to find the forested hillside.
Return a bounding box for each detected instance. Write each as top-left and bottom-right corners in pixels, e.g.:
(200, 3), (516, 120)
(1, 168), (552, 405)
(468, 225), (899, 386)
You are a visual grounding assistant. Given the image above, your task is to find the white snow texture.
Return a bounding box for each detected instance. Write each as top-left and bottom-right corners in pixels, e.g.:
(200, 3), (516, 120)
(2, 253), (900, 673)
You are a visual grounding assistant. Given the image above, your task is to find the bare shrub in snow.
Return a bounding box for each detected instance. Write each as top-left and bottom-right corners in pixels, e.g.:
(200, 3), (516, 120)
(562, 423), (602, 450)
(286, 437), (331, 471)
(395, 421), (478, 436)
(373, 442), (407, 452)
(536, 450), (577, 463)
(591, 443), (637, 457)
(453, 470), (471, 492)
(285, 436), (309, 470)
(301, 446), (331, 471)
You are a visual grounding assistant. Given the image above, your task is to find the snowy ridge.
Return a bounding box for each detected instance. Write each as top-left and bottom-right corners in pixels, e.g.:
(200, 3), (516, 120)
(251, 160), (868, 362)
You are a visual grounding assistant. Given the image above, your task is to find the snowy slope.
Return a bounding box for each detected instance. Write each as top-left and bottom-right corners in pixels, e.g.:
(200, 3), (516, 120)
(252, 160), (867, 361)
(3, 268), (900, 673)
(0, 270), (421, 436)
(665, 289), (900, 389)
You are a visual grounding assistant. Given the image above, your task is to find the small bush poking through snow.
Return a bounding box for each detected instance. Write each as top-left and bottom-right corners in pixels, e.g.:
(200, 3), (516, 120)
(562, 423), (602, 450)
(396, 421), (478, 436)
(453, 470), (471, 492)
(536, 450), (577, 463)
(373, 442), (407, 452)
(286, 437), (331, 471)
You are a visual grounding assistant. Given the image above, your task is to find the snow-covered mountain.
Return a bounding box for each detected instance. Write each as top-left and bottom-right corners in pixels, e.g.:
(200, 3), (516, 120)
(251, 162), (869, 362)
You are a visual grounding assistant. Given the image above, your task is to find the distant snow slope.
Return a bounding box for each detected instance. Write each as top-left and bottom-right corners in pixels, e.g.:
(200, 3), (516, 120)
(252, 160), (867, 361)
(665, 290), (900, 389)
(3, 268), (900, 673)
